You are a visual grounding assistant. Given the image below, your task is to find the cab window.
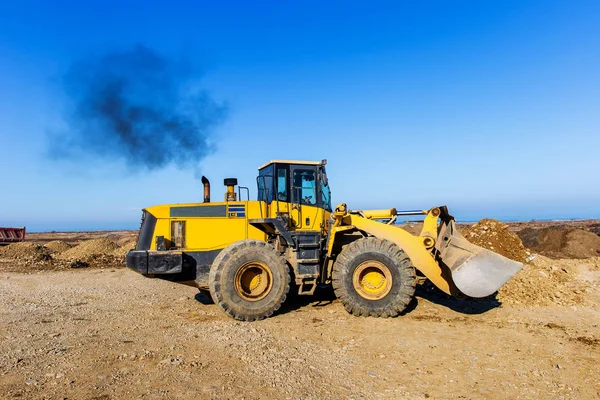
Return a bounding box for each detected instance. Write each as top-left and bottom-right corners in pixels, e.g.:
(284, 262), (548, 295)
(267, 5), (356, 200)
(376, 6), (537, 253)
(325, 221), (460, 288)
(257, 164), (274, 203)
(292, 169), (316, 205)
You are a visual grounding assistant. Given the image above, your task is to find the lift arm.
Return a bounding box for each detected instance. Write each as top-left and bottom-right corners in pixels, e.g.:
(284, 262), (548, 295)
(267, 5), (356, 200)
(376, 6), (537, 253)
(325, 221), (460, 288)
(329, 204), (523, 298)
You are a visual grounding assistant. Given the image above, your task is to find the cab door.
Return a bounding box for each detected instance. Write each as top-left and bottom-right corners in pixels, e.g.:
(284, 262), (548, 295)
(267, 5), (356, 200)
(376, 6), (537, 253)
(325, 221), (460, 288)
(290, 166), (322, 231)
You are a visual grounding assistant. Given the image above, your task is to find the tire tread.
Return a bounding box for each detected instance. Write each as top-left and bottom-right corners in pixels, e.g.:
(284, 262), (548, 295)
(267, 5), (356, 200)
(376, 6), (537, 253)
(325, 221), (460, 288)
(209, 240), (290, 321)
(332, 237), (416, 318)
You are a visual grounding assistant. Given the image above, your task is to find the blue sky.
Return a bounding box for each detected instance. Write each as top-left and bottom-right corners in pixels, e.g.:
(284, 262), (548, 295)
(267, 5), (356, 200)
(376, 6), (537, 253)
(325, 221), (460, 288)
(1, 1), (599, 231)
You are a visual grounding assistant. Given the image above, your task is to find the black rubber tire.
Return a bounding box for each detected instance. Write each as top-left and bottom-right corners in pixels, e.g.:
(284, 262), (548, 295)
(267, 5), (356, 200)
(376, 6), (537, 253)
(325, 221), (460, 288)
(208, 240), (290, 321)
(332, 237), (416, 317)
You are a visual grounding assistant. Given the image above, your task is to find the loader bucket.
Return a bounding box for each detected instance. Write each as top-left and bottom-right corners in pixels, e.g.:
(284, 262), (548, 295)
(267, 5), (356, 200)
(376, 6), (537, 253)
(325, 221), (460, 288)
(436, 220), (523, 298)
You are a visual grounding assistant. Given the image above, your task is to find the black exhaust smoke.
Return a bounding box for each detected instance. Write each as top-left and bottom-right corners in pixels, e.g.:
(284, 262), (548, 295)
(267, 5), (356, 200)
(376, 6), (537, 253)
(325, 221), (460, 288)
(49, 44), (227, 172)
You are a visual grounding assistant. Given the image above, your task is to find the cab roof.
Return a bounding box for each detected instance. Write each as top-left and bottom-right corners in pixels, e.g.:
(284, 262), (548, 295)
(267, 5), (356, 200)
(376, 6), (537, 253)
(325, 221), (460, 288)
(257, 160), (324, 170)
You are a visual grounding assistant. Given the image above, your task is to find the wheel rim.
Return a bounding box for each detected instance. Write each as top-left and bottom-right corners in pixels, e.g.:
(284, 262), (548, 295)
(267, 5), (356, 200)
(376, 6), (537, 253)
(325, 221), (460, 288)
(234, 261), (273, 301)
(352, 261), (393, 300)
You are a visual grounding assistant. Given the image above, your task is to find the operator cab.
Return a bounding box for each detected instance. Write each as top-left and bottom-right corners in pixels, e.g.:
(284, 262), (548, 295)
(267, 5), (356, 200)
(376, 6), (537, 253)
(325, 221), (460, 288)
(257, 159), (332, 212)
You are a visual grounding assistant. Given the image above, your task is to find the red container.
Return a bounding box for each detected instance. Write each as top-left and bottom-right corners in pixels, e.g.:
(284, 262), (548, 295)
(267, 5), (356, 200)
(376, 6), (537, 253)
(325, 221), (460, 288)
(0, 227), (26, 244)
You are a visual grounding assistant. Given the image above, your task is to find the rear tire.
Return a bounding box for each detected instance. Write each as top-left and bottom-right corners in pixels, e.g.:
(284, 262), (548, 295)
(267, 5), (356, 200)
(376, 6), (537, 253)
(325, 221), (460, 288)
(209, 240), (290, 321)
(332, 237), (416, 317)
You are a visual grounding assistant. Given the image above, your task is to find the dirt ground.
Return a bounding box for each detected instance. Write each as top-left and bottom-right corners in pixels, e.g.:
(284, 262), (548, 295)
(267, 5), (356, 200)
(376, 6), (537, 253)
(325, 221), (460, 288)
(24, 230), (138, 247)
(1, 225), (600, 399)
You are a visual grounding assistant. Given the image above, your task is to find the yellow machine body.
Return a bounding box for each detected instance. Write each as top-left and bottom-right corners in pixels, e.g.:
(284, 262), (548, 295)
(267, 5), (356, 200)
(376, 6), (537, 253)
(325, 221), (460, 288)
(142, 202), (267, 252)
(127, 159), (522, 305)
(142, 201), (329, 251)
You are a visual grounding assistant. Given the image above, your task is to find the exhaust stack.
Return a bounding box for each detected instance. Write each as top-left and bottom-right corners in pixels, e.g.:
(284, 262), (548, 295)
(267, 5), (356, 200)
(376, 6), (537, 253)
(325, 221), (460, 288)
(201, 176), (210, 203)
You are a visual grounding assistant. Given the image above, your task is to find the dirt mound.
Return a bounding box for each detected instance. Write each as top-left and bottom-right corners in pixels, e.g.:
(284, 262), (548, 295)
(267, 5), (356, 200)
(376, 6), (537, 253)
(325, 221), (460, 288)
(54, 254), (124, 270)
(518, 226), (600, 259)
(111, 240), (137, 256)
(113, 234), (138, 247)
(0, 238), (126, 273)
(589, 224), (600, 236)
(0, 242), (52, 261)
(44, 240), (74, 253)
(462, 221), (591, 306)
(463, 219), (528, 263)
(497, 255), (591, 306)
(57, 238), (120, 260)
(564, 230), (600, 258)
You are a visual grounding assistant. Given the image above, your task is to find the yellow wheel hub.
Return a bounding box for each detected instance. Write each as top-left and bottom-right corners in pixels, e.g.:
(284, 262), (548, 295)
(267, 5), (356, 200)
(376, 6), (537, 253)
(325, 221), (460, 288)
(234, 262), (273, 301)
(353, 261), (393, 300)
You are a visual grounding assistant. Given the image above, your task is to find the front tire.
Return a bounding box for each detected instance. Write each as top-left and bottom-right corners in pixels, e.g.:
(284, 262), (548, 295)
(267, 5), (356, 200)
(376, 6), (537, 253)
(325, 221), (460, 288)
(332, 237), (416, 317)
(209, 240), (290, 321)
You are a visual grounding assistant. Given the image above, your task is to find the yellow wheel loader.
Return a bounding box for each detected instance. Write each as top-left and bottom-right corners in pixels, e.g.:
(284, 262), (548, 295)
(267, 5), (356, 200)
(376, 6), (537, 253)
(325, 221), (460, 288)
(126, 160), (522, 321)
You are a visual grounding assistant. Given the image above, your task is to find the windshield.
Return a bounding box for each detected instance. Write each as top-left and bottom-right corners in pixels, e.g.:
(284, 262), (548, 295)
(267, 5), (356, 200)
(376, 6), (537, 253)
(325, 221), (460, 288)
(320, 167), (332, 212)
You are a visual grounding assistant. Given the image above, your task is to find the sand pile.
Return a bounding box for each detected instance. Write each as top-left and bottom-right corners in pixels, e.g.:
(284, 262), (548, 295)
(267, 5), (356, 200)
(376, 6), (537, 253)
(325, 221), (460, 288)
(497, 255), (590, 306)
(518, 226), (600, 259)
(463, 219), (528, 262)
(114, 234), (138, 247)
(57, 238), (120, 260)
(45, 240), (74, 253)
(111, 240), (137, 256)
(397, 223), (422, 235)
(0, 239), (125, 273)
(458, 220), (589, 306)
(0, 242), (52, 261)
